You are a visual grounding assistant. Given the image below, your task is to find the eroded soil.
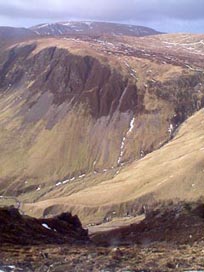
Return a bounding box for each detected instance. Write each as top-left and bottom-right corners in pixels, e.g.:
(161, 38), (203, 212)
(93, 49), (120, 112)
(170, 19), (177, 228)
(1, 242), (204, 272)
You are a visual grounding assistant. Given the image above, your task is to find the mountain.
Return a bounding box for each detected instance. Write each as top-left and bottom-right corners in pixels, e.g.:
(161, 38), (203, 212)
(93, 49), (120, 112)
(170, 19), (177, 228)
(1, 21), (204, 272)
(30, 21), (161, 37)
(0, 26), (36, 48)
(0, 27), (204, 226)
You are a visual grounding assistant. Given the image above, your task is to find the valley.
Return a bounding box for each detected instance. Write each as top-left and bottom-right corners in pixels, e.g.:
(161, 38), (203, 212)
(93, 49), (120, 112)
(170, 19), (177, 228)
(0, 29), (204, 222)
(0, 21), (204, 271)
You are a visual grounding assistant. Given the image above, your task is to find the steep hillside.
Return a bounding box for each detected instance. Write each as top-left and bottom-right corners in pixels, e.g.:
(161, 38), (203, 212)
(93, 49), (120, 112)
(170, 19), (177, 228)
(25, 108), (204, 224)
(0, 33), (204, 223)
(31, 21), (161, 37)
(0, 39), (139, 194)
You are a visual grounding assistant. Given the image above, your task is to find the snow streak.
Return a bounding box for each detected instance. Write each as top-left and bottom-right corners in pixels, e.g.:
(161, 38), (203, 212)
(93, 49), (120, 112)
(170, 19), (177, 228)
(117, 117), (135, 165)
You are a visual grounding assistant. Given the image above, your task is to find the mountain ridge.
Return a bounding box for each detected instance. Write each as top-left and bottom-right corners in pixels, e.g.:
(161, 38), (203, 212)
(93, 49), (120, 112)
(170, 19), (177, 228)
(30, 21), (161, 37)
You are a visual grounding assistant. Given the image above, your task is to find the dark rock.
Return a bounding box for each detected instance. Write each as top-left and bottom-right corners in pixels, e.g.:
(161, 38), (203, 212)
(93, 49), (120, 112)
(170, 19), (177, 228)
(0, 207), (89, 245)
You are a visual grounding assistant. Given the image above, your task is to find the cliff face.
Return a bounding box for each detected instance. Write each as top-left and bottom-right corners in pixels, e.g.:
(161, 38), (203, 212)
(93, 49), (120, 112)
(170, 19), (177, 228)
(0, 41), (140, 194)
(0, 44), (138, 118)
(0, 34), (204, 211)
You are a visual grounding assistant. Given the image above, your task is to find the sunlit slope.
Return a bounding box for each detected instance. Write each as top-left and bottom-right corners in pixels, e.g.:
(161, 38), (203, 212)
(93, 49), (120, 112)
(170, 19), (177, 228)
(0, 38), (139, 193)
(25, 109), (204, 223)
(0, 34), (204, 213)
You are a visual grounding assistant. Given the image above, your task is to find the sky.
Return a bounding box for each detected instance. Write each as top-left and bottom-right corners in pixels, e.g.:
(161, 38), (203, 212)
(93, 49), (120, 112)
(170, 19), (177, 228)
(0, 0), (204, 33)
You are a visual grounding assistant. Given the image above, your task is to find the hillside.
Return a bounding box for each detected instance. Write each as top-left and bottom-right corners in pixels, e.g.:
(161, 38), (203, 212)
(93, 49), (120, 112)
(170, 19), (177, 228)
(24, 108), (204, 224)
(0, 30), (203, 225)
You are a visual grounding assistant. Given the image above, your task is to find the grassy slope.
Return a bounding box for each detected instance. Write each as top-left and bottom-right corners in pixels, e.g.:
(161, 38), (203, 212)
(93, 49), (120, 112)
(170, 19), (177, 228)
(0, 37), (182, 194)
(24, 109), (204, 224)
(0, 35), (204, 224)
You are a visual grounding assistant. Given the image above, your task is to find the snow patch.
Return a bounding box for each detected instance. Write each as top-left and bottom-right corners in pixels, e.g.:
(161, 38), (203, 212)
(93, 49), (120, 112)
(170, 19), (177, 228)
(62, 179), (69, 184)
(115, 170), (120, 175)
(61, 176), (75, 184)
(42, 223), (52, 230)
(36, 24), (49, 29)
(127, 117), (135, 135)
(84, 21), (93, 27)
(58, 29), (63, 35)
(117, 117), (135, 165)
(34, 31), (41, 35)
(61, 22), (72, 26)
(168, 123), (174, 134)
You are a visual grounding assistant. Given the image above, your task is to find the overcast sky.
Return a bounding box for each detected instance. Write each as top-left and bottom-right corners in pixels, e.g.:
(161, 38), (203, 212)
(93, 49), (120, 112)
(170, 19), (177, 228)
(0, 0), (204, 33)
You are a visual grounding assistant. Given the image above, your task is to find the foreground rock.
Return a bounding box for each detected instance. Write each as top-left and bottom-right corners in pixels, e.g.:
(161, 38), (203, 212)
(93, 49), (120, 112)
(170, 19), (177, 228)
(1, 202), (204, 271)
(0, 207), (89, 245)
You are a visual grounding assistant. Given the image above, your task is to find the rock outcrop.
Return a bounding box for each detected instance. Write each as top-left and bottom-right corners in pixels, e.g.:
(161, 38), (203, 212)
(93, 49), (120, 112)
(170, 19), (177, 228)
(0, 207), (89, 245)
(0, 44), (138, 118)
